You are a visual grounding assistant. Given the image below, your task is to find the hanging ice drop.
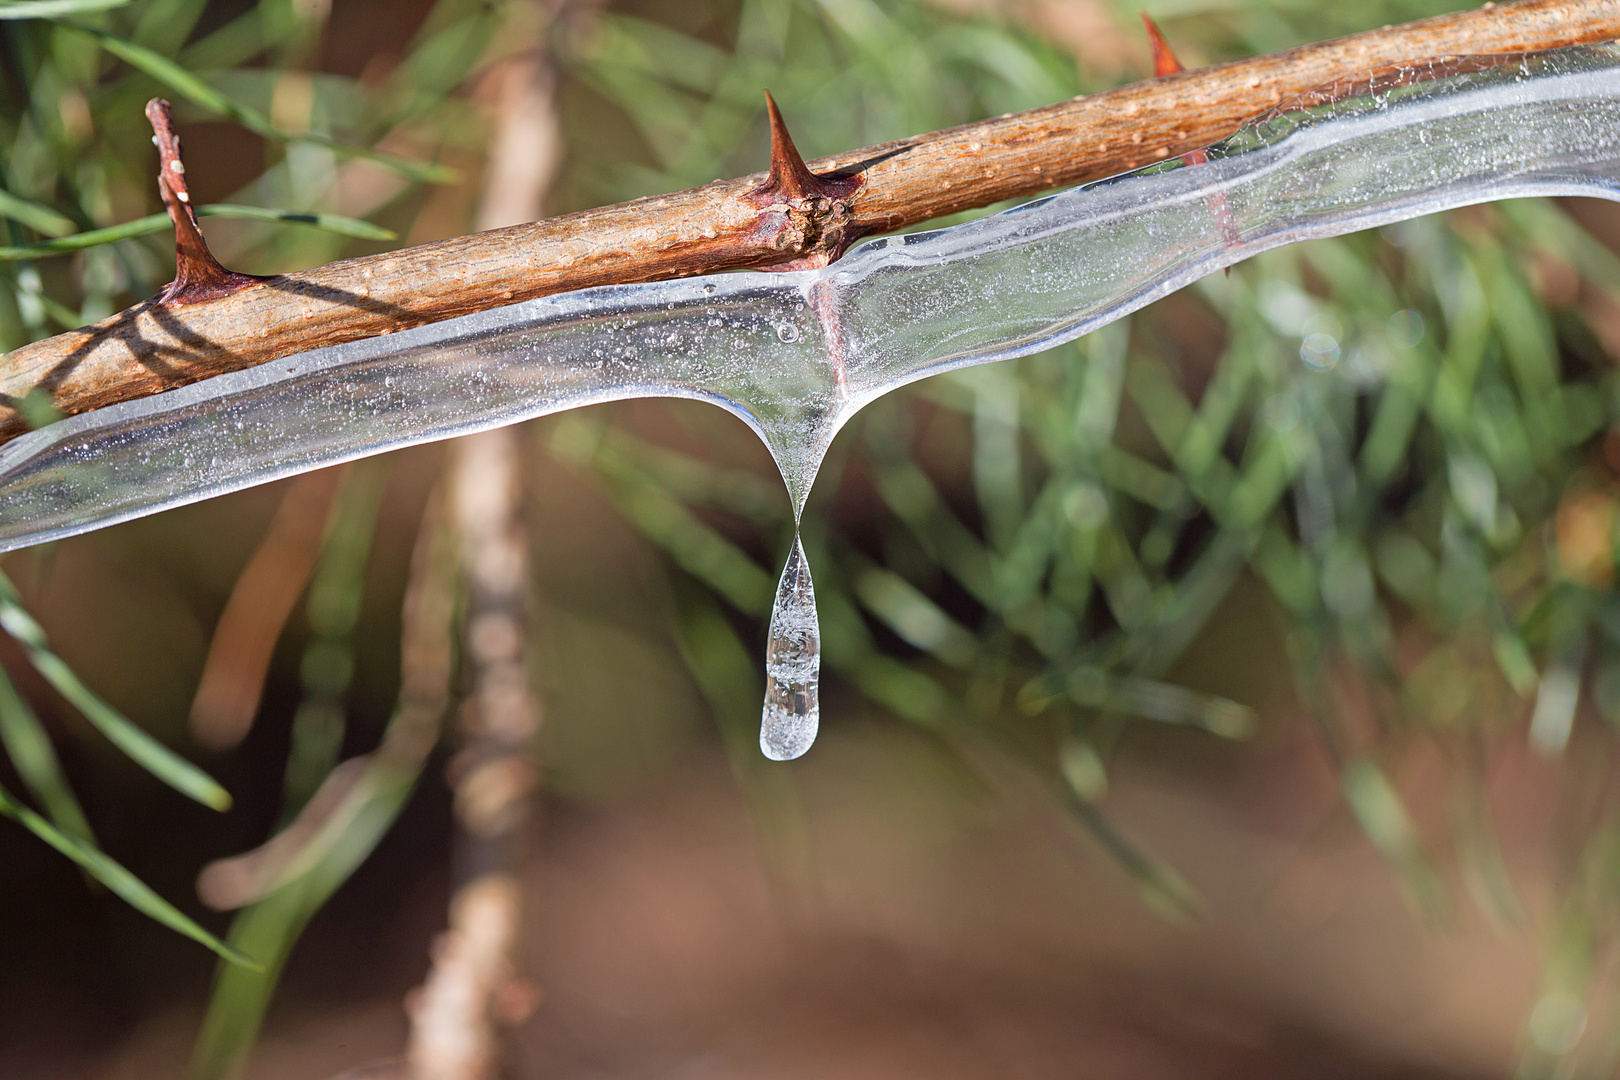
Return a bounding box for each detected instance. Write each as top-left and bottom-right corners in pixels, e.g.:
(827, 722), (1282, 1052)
(761, 532), (820, 761)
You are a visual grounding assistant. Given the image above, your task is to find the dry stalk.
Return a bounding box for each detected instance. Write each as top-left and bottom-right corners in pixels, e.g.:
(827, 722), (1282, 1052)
(188, 465), (348, 750)
(403, 31), (555, 1080)
(406, 428), (542, 1080)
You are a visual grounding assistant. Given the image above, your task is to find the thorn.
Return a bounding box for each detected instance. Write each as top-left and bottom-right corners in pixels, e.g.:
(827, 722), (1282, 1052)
(145, 98), (265, 305)
(1140, 13), (1186, 77)
(744, 91), (862, 208)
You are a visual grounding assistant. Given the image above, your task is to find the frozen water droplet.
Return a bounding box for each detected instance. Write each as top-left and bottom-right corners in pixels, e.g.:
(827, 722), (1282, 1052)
(761, 532), (819, 761)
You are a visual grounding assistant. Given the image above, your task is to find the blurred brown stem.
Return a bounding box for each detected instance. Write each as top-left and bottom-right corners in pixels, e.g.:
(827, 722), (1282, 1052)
(189, 466), (347, 752)
(0, 0), (1615, 443)
(405, 429), (542, 1080)
(403, 37), (554, 1080)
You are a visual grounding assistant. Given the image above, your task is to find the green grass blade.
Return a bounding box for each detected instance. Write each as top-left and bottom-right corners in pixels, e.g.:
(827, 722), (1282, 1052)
(853, 564), (978, 668)
(0, 213), (170, 258)
(176, 7), (272, 70)
(64, 23), (455, 183)
(0, 780), (255, 966)
(0, 204), (394, 260)
(0, 663), (95, 843)
(553, 425), (775, 615)
(1063, 790), (1202, 923)
(1060, 667), (1258, 738)
(196, 204), (395, 241)
(26, 642), (234, 809)
(191, 499), (453, 1080)
(189, 763), (415, 1080)
(0, 575), (232, 810)
(1341, 758), (1448, 921)
(0, 0), (128, 16)
(0, 190), (76, 237)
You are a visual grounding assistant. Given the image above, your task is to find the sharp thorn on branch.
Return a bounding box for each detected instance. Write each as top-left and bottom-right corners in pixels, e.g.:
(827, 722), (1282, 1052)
(744, 90), (863, 208)
(145, 98), (266, 306)
(1141, 13), (1188, 77)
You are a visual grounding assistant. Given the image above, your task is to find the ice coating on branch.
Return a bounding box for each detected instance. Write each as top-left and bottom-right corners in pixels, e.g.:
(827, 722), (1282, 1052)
(761, 532), (820, 760)
(5, 44), (1620, 551)
(4, 44), (1620, 757)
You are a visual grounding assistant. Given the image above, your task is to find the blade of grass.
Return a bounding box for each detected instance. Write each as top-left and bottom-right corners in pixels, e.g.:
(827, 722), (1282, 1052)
(132, 0), (210, 54)
(189, 781), (406, 1080)
(1063, 788), (1202, 923)
(0, 780), (254, 965)
(0, 0), (129, 16)
(1058, 666), (1258, 739)
(191, 492), (454, 1080)
(0, 203), (395, 260)
(559, 429), (775, 615)
(0, 573), (232, 810)
(0, 662), (94, 842)
(0, 190), (76, 237)
(1342, 758), (1448, 921)
(197, 205), (396, 241)
(63, 23), (456, 184)
(0, 213), (170, 258)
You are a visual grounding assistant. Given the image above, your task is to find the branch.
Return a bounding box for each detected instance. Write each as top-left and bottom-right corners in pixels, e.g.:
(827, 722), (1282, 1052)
(0, 0), (1615, 444)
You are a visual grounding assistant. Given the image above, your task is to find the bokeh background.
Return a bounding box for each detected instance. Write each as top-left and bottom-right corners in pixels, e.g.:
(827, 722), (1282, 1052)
(4, 0), (1620, 1077)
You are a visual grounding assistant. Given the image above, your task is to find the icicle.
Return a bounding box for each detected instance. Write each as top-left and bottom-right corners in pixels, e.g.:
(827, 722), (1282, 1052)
(760, 531), (820, 760)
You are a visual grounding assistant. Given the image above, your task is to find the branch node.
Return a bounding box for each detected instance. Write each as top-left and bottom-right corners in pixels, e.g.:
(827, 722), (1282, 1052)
(145, 98), (266, 306)
(744, 91), (863, 209)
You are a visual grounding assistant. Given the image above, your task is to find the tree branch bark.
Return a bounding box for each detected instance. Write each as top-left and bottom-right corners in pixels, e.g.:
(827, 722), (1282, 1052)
(1, 0), (1615, 444)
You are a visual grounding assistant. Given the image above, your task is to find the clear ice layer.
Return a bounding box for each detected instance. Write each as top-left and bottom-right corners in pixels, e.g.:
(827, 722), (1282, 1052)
(4, 44), (1620, 757)
(4, 46), (1620, 547)
(761, 533), (820, 761)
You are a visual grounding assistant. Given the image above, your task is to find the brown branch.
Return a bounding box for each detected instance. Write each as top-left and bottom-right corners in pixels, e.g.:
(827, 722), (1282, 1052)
(1, 0), (1616, 444)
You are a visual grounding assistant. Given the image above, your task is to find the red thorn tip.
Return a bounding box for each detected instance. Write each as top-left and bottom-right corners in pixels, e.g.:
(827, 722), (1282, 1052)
(1140, 13), (1186, 77)
(763, 90), (818, 201)
(745, 91), (861, 208)
(144, 97), (263, 305)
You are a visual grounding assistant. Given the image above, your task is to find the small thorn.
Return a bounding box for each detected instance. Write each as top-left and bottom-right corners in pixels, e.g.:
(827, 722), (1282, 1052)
(744, 91), (861, 208)
(1140, 13), (1186, 77)
(145, 98), (264, 305)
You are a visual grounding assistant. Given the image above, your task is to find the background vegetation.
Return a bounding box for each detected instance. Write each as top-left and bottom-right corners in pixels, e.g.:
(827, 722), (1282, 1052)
(4, 0), (1620, 1077)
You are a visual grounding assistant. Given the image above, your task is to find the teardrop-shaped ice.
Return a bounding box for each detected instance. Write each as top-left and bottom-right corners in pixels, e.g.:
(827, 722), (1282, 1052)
(761, 532), (820, 761)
